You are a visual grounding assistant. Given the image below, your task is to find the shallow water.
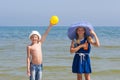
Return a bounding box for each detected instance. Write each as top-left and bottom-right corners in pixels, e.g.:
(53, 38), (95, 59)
(0, 26), (120, 80)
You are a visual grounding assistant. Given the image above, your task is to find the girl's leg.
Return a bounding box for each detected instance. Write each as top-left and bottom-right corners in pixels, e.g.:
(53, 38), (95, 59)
(77, 74), (82, 80)
(84, 74), (90, 80)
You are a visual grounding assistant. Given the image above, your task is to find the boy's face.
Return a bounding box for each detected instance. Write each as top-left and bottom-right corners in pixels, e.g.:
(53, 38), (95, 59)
(30, 34), (39, 43)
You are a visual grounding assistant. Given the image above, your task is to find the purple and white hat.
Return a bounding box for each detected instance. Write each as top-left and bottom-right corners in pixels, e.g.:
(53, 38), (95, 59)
(67, 21), (94, 40)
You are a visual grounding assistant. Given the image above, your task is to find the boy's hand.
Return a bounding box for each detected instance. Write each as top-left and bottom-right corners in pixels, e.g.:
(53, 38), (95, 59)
(27, 70), (30, 76)
(49, 23), (54, 27)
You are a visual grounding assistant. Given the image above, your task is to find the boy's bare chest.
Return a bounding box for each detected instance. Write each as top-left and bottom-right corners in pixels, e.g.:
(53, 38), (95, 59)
(30, 44), (41, 53)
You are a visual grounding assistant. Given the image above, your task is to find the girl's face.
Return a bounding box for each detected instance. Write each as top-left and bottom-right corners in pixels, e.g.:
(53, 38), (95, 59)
(76, 27), (85, 36)
(30, 34), (39, 43)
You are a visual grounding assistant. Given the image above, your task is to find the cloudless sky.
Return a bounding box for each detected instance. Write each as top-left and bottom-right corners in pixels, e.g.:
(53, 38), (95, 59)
(0, 0), (120, 26)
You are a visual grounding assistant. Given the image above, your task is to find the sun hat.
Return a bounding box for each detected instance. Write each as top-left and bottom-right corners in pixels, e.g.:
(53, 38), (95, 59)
(67, 21), (94, 40)
(29, 30), (41, 39)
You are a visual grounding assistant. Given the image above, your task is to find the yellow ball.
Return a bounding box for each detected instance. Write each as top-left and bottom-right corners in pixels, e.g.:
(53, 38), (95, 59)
(50, 16), (59, 25)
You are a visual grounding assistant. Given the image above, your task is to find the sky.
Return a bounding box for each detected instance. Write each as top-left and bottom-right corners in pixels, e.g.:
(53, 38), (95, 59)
(0, 0), (120, 26)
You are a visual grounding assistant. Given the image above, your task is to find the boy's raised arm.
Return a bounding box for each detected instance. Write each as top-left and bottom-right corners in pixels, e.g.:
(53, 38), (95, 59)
(40, 23), (53, 43)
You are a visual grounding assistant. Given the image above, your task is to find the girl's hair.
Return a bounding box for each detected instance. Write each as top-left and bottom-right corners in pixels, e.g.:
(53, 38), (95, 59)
(75, 26), (87, 40)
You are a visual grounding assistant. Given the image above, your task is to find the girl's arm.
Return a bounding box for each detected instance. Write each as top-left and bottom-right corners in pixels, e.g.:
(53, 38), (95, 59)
(40, 23), (53, 43)
(88, 30), (100, 47)
(26, 46), (31, 76)
(70, 40), (86, 54)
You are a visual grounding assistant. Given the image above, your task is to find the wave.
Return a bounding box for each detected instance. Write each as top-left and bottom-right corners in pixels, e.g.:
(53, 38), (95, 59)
(93, 69), (120, 75)
(100, 45), (120, 49)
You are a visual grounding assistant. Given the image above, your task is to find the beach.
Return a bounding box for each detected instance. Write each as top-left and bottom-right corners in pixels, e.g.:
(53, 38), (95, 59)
(0, 26), (120, 80)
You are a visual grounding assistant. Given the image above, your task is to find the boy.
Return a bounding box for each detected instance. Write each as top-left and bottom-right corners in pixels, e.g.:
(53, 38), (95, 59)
(27, 23), (53, 80)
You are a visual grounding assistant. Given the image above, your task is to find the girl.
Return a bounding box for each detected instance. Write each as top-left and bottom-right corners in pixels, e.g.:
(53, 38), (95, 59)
(70, 26), (100, 80)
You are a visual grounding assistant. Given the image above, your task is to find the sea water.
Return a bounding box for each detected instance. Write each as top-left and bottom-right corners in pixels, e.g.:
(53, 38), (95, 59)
(0, 26), (120, 80)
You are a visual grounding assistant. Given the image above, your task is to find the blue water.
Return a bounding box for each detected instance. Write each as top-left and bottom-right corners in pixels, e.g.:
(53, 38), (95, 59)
(0, 26), (120, 80)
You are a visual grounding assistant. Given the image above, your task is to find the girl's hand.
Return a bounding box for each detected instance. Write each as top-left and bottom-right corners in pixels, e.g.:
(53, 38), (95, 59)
(90, 30), (96, 36)
(83, 41), (88, 50)
(80, 41), (88, 49)
(89, 30), (100, 47)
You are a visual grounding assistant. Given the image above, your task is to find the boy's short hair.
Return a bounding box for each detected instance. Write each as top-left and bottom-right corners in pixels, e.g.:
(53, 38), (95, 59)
(29, 31), (41, 39)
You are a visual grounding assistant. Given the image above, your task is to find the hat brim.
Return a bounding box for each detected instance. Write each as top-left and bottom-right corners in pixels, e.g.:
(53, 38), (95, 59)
(67, 22), (94, 40)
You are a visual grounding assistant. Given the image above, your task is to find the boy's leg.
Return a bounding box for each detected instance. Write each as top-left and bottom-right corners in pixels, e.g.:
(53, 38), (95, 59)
(84, 73), (90, 80)
(30, 69), (36, 80)
(36, 71), (42, 80)
(77, 74), (82, 80)
(30, 63), (36, 80)
(36, 64), (42, 80)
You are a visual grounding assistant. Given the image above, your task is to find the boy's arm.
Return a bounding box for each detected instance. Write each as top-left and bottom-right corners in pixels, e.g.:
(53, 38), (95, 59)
(40, 23), (53, 43)
(26, 46), (31, 76)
